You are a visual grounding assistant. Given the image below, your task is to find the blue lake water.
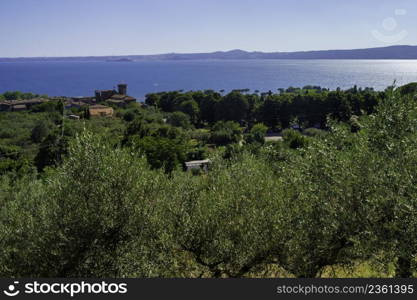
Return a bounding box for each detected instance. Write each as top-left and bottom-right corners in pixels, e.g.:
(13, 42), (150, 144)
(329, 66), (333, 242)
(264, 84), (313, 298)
(1, 60), (417, 100)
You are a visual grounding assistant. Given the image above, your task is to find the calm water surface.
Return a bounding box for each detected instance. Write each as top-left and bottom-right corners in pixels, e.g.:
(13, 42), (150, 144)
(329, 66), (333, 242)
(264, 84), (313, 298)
(1, 60), (417, 100)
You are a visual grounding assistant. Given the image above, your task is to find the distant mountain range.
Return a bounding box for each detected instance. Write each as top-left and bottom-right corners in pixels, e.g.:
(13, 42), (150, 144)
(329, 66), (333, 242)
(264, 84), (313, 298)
(2, 45), (417, 62)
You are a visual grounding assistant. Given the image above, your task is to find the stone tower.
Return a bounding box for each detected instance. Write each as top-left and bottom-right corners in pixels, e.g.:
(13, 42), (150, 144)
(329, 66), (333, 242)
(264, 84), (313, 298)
(118, 83), (127, 95)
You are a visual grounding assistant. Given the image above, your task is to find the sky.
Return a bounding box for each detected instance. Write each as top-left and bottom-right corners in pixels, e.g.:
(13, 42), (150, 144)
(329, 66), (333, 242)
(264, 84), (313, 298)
(1, 0), (417, 57)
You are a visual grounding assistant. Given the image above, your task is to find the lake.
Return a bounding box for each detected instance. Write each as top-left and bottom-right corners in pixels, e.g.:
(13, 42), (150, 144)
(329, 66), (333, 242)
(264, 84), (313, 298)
(1, 60), (417, 100)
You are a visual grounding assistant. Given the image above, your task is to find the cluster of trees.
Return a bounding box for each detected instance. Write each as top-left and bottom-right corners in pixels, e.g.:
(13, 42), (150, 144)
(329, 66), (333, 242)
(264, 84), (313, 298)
(145, 86), (384, 130)
(0, 85), (416, 278)
(0, 91), (47, 100)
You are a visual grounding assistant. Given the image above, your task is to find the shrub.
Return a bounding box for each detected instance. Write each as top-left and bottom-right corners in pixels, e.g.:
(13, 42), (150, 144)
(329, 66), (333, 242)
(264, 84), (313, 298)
(245, 123), (268, 144)
(166, 111), (192, 129)
(122, 111), (136, 122)
(210, 121), (242, 146)
(302, 128), (327, 138)
(282, 129), (309, 149)
(30, 121), (50, 143)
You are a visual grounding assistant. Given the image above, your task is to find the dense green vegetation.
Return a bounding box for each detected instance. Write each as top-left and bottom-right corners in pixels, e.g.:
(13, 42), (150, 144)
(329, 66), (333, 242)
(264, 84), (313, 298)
(0, 91), (47, 101)
(0, 85), (416, 278)
(145, 86), (383, 130)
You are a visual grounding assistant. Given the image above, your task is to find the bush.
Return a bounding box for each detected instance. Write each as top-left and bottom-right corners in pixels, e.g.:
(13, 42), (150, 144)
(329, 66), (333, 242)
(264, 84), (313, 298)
(30, 121), (50, 143)
(123, 111), (136, 122)
(166, 111), (192, 129)
(134, 136), (187, 173)
(399, 82), (417, 96)
(210, 121), (242, 146)
(190, 129), (211, 144)
(282, 129), (309, 149)
(302, 128), (327, 138)
(245, 123), (268, 144)
(186, 144), (208, 161)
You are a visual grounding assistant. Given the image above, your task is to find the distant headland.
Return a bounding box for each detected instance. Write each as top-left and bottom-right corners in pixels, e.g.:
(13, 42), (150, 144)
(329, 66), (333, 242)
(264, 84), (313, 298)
(105, 58), (134, 62)
(2, 45), (417, 62)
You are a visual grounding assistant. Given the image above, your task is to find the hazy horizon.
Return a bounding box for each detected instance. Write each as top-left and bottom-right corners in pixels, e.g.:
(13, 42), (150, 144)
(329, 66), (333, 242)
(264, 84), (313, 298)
(2, 45), (417, 59)
(1, 0), (417, 58)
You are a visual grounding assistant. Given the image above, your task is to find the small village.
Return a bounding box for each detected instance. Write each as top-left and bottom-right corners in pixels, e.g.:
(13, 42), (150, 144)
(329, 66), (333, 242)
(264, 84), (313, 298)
(0, 83), (217, 172)
(0, 83), (137, 118)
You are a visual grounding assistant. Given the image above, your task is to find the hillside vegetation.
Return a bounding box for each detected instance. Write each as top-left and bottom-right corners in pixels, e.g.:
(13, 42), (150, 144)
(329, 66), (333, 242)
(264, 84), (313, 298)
(0, 85), (416, 277)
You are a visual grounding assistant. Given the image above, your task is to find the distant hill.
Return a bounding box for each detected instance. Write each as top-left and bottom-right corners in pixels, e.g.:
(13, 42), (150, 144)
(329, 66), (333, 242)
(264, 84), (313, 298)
(105, 58), (134, 62)
(2, 45), (417, 62)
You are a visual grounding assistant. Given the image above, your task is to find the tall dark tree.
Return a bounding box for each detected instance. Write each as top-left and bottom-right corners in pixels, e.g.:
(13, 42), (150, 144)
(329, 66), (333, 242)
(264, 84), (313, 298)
(216, 91), (249, 124)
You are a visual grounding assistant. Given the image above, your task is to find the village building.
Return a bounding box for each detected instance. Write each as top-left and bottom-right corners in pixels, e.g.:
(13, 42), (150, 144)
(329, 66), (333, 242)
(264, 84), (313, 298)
(0, 98), (49, 112)
(95, 83), (136, 104)
(108, 94), (136, 103)
(1, 83), (136, 113)
(88, 105), (114, 117)
(12, 104), (27, 111)
(71, 96), (96, 105)
(0, 102), (11, 111)
(16, 98), (49, 108)
(106, 96), (137, 108)
(65, 100), (90, 109)
(105, 99), (126, 107)
(95, 89), (115, 102)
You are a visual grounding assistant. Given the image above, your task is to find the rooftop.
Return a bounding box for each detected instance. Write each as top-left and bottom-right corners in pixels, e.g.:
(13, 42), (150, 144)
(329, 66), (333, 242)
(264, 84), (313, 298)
(12, 104), (27, 109)
(185, 159), (211, 166)
(89, 104), (111, 109)
(110, 94), (136, 101)
(3, 98), (49, 105)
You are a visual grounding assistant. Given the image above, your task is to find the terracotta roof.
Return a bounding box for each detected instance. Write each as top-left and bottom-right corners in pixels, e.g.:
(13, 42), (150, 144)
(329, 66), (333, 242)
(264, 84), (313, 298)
(110, 94), (126, 100)
(109, 94), (136, 101)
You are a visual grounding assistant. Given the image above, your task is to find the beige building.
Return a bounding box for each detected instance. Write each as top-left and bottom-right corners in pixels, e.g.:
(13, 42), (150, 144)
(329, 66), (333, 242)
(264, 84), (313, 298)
(88, 105), (114, 117)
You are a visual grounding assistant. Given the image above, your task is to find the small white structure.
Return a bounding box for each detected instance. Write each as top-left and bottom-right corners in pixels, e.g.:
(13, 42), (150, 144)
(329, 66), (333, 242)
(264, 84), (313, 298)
(185, 159), (211, 172)
(264, 136), (283, 142)
(67, 114), (80, 120)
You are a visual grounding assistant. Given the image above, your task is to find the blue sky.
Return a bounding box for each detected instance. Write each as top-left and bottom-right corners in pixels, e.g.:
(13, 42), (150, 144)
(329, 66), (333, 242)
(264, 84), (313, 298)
(1, 0), (417, 57)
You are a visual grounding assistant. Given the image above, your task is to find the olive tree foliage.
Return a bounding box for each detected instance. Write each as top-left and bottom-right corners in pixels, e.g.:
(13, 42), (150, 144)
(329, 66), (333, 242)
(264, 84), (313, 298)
(0, 174), (51, 277)
(272, 125), (376, 277)
(161, 154), (286, 277)
(357, 89), (417, 277)
(246, 88), (416, 278)
(46, 132), (177, 277)
(272, 88), (417, 277)
(1, 88), (416, 278)
(0, 132), (172, 277)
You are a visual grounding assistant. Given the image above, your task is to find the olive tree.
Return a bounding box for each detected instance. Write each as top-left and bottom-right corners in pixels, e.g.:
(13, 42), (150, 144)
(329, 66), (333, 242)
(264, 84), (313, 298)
(162, 154), (286, 277)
